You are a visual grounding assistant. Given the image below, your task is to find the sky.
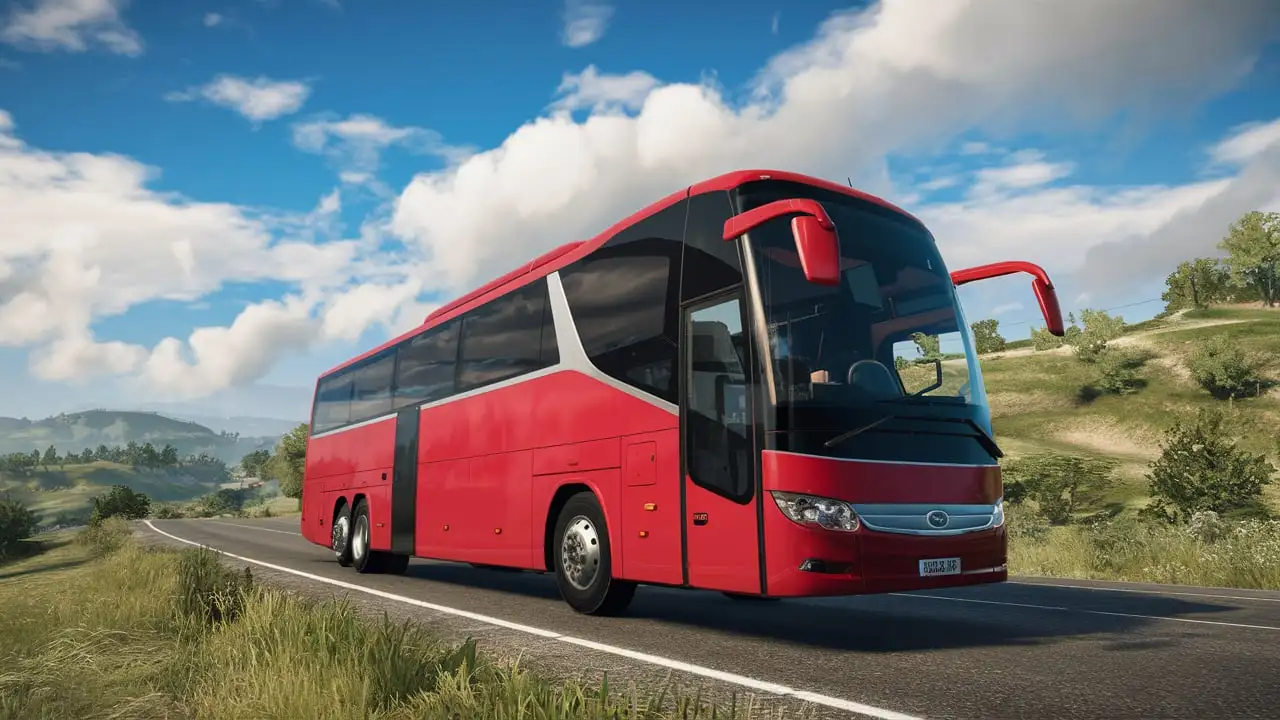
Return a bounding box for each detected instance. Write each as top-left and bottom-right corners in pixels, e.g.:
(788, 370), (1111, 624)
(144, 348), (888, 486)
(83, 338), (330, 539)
(1, 0), (1279, 422)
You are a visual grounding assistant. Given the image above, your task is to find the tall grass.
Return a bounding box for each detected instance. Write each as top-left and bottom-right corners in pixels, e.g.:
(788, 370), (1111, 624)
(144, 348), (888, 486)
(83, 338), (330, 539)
(1007, 508), (1280, 589)
(0, 519), (777, 720)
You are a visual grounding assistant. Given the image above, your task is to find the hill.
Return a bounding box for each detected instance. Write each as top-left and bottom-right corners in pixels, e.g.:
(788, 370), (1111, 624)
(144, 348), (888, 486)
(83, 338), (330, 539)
(981, 304), (1280, 515)
(0, 460), (230, 525)
(0, 410), (280, 465)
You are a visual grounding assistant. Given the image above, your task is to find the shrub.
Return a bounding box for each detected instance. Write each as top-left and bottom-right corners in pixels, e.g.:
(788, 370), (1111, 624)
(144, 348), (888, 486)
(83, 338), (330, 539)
(1001, 452), (1119, 524)
(1031, 325), (1064, 351)
(1069, 309), (1126, 363)
(1095, 347), (1151, 395)
(1144, 408), (1275, 522)
(971, 319), (1007, 354)
(1186, 336), (1264, 399)
(76, 516), (132, 555)
(174, 547), (255, 628)
(89, 484), (151, 525)
(0, 494), (38, 561)
(152, 503), (185, 519)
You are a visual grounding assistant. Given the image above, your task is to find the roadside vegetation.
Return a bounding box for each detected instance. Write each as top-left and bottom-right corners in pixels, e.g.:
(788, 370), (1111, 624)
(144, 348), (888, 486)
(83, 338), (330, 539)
(982, 210), (1280, 588)
(0, 519), (764, 719)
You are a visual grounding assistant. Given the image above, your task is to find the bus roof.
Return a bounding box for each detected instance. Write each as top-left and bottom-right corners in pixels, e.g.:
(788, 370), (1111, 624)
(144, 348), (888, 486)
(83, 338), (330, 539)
(318, 168), (918, 378)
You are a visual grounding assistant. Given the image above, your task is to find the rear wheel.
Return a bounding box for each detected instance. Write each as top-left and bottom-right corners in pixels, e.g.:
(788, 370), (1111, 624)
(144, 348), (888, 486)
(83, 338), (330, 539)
(351, 499), (407, 574)
(552, 492), (635, 615)
(332, 504), (353, 567)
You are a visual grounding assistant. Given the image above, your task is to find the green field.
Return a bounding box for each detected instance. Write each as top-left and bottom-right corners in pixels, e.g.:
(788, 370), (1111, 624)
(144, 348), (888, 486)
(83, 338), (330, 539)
(0, 461), (228, 525)
(982, 305), (1280, 516)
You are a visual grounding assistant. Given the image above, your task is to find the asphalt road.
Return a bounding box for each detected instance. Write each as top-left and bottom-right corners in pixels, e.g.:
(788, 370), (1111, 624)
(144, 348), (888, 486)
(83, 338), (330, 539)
(141, 517), (1280, 720)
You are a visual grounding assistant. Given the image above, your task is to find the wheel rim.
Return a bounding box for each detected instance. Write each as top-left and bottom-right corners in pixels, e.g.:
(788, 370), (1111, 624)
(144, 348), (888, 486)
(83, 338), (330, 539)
(353, 514), (368, 560)
(332, 515), (349, 554)
(560, 514), (601, 591)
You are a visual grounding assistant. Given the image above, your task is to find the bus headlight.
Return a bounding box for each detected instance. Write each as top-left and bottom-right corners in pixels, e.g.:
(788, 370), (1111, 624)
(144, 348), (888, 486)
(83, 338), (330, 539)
(992, 498), (1005, 528)
(770, 491), (860, 532)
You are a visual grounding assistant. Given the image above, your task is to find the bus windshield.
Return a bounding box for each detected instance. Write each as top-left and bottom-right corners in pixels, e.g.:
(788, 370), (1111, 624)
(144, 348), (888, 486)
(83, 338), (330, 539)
(736, 180), (995, 464)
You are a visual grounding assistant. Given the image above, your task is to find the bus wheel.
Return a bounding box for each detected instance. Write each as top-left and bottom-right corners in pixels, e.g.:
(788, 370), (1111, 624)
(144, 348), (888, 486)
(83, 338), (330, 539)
(553, 492), (636, 616)
(332, 504), (353, 567)
(351, 499), (403, 575)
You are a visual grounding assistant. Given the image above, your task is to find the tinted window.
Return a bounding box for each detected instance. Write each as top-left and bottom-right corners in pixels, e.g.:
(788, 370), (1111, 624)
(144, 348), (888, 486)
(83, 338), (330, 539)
(685, 296), (753, 502)
(349, 352), (395, 422)
(312, 372), (353, 434)
(394, 320), (459, 406)
(561, 200), (686, 403)
(458, 279), (549, 391)
(540, 289), (560, 366)
(681, 190), (741, 302)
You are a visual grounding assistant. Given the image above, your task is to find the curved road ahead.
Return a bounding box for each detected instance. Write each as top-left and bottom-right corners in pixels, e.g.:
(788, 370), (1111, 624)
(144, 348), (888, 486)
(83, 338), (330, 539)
(140, 517), (1280, 720)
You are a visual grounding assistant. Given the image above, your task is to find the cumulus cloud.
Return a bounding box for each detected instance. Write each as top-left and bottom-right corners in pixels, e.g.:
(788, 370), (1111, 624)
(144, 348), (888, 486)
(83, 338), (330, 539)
(392, 0), (1280, 294)
(0, 112), (417, 398)
(292, 113), (461, 182)
(167, 75), (312, 123)
(551, 65), (661, 114)
(561, 0), (612, 48)
(1, 0), (142, 55)
(203, 13), (223, 28)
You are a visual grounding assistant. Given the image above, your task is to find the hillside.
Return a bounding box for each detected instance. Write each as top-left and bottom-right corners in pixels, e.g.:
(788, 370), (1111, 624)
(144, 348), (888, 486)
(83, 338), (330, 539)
(981, 305), (1280, 515)
(0, 460), (229, 525)
(0, 410), (279, 464)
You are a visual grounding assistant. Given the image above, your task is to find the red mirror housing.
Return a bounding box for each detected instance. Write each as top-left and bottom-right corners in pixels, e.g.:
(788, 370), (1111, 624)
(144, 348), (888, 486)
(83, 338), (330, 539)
(723, 198), (841, 286)
(951, 260), (1065, 336)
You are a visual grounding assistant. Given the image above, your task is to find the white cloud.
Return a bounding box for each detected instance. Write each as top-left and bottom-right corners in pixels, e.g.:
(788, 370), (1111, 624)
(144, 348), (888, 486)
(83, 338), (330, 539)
(970, 152), (1075, 196)
(1, 0), (142, 56)
(203, 13), (223, 28)
(392, 0), (1280, 295)
(1209, 118), (1280, 166)
(771, 12), (780, 35)
(990, 302), (1024, 316)
(167, 75), (312, 123)
(551, 65), (660, 114)
(292, 113), (460, 178)
(959, 141), (993, 156)
(561, 0), (612, 48)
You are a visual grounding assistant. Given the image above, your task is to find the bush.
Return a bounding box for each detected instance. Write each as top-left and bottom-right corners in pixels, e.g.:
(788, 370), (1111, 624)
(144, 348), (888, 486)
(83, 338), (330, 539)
(152, 503), (185, 519)
(1144, 408), (1275, 522)
(76, 516), (133, 555)
(174, 547), (254, 628)
(0, 494), (38, 561)
(1095, 347), (1151, 395)
(1002, 452), (1119, 524)
(971, 319), (1007, 354)
(1186, 336), (1264, 399)
(89, 485), (151, 525)
(1069, 309), (1126, 363)
(1031, 325), (1065, 351)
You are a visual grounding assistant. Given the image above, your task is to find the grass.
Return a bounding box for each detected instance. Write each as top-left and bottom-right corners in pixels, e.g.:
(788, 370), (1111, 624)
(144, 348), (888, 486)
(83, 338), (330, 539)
(1006, 508), (1280, 590)
(0, 461), (224, 526)
(0, 520), (773, 720)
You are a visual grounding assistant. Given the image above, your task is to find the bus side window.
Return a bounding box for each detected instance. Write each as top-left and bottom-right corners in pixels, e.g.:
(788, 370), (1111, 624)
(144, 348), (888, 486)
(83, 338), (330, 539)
(457, 279), (549, 392)
(394, 320), (459, 407)
(685, 296), (753, 503)
(349, 352), (395, 423)
(312, 372), (353, 434)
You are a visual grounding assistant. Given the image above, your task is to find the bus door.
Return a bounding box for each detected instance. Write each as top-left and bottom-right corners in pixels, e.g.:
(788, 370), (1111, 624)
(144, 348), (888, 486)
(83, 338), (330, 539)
(681, 292), (763, 594)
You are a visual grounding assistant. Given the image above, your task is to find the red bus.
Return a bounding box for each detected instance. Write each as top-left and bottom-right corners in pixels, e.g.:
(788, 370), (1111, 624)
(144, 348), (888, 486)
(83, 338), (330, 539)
(299, 169), (1065, 615)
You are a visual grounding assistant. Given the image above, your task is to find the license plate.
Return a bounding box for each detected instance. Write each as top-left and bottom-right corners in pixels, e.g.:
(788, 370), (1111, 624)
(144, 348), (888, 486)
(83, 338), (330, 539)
(919, 557), (961, 577)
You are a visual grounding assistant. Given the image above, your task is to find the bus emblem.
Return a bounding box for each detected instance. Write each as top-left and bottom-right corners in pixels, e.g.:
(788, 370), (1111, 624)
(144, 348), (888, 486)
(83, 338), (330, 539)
(925, 510), (949, 529)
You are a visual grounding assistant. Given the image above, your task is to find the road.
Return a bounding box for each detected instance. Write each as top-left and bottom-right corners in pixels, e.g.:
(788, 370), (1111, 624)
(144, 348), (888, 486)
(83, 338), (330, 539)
(141, 517), (1280, 720)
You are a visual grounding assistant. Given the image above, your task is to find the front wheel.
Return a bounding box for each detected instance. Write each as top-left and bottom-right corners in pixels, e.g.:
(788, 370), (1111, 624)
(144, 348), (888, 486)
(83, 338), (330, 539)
(552, 492), (635, 615)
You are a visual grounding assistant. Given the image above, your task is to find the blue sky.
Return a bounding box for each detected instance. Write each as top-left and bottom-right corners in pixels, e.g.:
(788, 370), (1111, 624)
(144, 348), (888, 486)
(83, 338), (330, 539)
(1, 0), (1279, 422)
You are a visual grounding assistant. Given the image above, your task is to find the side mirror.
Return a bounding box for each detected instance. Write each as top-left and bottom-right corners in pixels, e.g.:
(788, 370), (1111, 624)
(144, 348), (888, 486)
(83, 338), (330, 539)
(951, 261), (1065, 336)
(723, 199), (841, 286)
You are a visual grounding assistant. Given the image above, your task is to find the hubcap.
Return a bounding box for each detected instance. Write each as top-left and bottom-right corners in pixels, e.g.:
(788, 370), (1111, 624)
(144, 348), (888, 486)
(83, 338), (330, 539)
(332, 515), (349, 554)
(560, 515), (601, 591)
(353, 515), (368, 560)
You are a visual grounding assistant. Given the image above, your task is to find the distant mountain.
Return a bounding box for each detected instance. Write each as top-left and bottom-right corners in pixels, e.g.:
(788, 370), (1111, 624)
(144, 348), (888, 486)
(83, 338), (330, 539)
(0, 410), (282, 464)
(164, 414), (303, 438)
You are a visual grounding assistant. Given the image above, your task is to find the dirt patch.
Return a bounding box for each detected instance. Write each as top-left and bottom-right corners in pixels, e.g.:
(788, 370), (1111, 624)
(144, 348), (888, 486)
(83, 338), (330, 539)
(1052, 417), (1162, 461)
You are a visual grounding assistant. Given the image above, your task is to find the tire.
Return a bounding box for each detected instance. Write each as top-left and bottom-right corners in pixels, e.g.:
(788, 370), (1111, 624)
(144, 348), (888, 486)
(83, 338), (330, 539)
(332, 503), (353, 567)
(552, 491), (636, 615)
(351, 499), (411, 575)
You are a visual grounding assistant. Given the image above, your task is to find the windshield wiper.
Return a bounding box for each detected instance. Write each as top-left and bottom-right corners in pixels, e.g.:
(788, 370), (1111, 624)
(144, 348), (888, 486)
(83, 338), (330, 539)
(823, 414), (898, 448)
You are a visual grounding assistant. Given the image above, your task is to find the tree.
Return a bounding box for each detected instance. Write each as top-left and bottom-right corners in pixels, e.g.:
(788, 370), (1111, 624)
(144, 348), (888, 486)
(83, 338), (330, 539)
(89, 485), (152, 524)
(1161, 257), (1233, 313)
(971, 319), (1006, 354)
(1001, 453), (1119, 524)
(1069, 309), (1126, 363)
(41, 445), (57, 471)
(1144, 408), (1275, 522)
(1186, 336), (1263, 400)
(911, 332), (942, 360)
(239, 449), (271, 480)
(159, 444), (179, 468)
(268, 424), (309, 503)
(1219, 210), (1280, 307)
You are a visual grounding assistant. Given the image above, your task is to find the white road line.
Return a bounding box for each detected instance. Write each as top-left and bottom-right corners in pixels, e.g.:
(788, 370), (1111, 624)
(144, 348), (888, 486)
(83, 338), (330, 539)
(1008, 580), (1280, 604)
(891, 593), (1280, 631)
(205, 520), (301, 536)
(141, 520), (922, 720)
